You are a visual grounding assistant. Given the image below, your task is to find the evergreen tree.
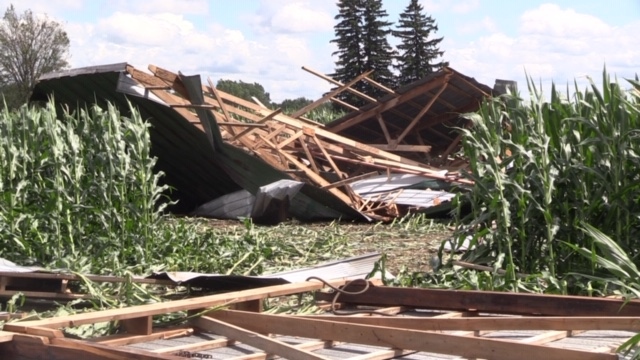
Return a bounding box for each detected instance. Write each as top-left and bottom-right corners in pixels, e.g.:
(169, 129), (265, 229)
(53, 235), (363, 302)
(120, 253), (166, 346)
(393, 0), (448, 86)
(361, 0), (396, 94)
(330, 0), (366, 106)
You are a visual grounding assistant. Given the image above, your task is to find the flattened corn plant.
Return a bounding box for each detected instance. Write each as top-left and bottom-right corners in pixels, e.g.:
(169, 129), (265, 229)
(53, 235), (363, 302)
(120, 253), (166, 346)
(451, 69), (640, 292)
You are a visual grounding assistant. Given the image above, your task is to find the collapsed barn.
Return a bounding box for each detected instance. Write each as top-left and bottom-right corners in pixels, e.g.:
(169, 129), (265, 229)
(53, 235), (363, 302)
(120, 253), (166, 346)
(30, 64), (495, 223)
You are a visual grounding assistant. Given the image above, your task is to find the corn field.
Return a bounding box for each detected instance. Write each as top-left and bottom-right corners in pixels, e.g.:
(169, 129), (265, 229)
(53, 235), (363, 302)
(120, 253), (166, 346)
(453, 70), (640, 291)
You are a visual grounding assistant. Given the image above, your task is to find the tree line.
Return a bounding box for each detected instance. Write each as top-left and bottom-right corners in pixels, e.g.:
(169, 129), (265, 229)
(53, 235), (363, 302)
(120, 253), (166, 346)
(0, 0), (446, 116)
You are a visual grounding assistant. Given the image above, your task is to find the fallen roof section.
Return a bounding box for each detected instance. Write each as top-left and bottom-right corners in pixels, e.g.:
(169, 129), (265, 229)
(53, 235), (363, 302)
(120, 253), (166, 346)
(32, 63), (473, 222)
(323, 67), (493, 167)
(2, 281), (638, 359)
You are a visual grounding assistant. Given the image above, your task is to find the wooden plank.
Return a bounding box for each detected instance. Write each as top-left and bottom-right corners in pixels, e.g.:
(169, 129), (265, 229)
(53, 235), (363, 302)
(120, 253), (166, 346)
(231, 299), (262, 313)
(51, 338), (185, 360)
(314, 285), (640, 316)
(322, 171), (379, 190)
(0, 290), (91, 300)
(395, 80), (450, 144)
(376, 114), (392, 144)
(368, 144), (432, 152)
(349, 348), (415, 360)
(228, 340), (336, 360)
(207, 77), (237, 137)
(3, 279), (349, 332)
(302, 66), (377, 103)
(24, 327), (65, 338)
(327, 70), (452, 133)
(310, 133), (346, 179)
(120, 316), (153, 335)
(296, 315), (640, 331)
(331, 97), (359, 111)
(298, 137), (320, 173)
(91, 326), (194, 346)
(0, 331), (14, 343)
(193, 316), (329, 360)
(519, 330), (580, 345)
(229, 108), (282, 142)
(210, 310), (616, 360)
(290, 70), (374, 119)
(258, 135), (353, 205)
(152, 338), (232, 354)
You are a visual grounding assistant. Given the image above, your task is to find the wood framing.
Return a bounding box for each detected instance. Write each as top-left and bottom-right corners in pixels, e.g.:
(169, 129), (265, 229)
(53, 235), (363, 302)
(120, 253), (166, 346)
(1, 280), (635, 359)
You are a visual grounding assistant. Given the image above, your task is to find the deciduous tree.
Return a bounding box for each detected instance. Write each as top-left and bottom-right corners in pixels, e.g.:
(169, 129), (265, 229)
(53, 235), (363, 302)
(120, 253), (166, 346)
(0, 5), (70, 109)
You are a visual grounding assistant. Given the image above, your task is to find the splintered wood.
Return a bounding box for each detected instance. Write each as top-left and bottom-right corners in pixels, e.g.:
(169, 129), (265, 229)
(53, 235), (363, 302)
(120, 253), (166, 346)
(125, 64), (470, 220)
(1, 282), (637, 360)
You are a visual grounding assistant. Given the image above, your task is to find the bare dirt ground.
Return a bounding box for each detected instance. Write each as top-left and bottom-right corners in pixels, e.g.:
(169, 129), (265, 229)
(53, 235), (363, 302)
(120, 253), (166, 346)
(310, 222), (453, 275)
(203, 218), (454, 276)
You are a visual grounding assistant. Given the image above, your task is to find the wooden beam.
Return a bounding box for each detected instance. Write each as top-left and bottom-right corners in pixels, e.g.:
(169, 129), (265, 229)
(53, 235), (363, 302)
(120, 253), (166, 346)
(395, 79), (450, 144)
(0, 331), (13, 343)
(314, 285), (640, 316)
(369, 144), (432, 153)
(229, 109), (282, 142)
(298, 137), (320, 173)
(296, 315), (640, 331)
(152, 338), (232, 354)
(327, 69), (453, 133)
(3, 279), (349, 332)
(290, 70), (374, 119)
(51, 338), (185, 360)
(302, 66), (377, 103)
(258, 135), (353, 205)
(91, 326), (194, 346)
(210, 310), (616, 360)
(193, 316), (329, 360)
(227, 340), (337, 360)
(376, 114), (392, 144)
(321, 171), (379, 190)
(331, 97), (359, 111)
(149, 64), (434, 170)
(120, 316), (152, 335)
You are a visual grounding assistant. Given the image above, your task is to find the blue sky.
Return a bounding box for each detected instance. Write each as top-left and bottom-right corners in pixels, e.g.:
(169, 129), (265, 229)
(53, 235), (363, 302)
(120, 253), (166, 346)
(3, 0), (640, 102)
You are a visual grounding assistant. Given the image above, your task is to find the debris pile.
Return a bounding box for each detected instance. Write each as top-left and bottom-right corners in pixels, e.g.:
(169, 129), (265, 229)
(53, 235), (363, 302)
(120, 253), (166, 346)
(31, 64), (493, 222)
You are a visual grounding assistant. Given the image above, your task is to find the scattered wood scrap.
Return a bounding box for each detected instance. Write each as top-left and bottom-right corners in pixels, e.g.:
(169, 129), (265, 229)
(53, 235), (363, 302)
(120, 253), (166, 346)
(1, 280), (638, 359)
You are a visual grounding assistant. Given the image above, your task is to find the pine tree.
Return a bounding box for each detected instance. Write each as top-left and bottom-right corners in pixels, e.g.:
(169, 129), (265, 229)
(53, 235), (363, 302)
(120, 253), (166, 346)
(331, 0), (366, 106)
(361, 0), (396, 95)
(393, 0), (448, 86)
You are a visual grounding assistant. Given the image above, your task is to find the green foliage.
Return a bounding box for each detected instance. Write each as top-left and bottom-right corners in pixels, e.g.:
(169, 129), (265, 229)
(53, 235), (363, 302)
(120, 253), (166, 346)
(0, 5), (70, 109)
(0, 100), (166, 273)
(331, 0), (366, 107)
(361, 0), (396, 92)
(451, 69), (640, 288)
(278, 97), (345, 124)
(216, 79), (272, 108)
(331, 0), (395, 105)
(393, 0), (448, 86)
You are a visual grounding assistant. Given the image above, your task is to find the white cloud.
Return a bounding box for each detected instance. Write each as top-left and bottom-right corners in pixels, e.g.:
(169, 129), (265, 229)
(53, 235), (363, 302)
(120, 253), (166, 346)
(445, 4), (640, 95)
(0, 0), (82, 17)
(420, 0), (479, 14)
(107, 0), (208, 15)
(457, 16), (499, 35)
(249, 0), (334, 34)
(452, 0), (480, 14)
